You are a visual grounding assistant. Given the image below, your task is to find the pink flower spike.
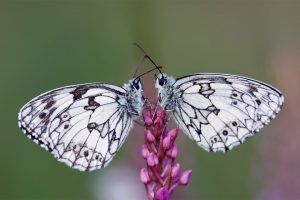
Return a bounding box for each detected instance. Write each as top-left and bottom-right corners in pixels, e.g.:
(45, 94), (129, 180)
(141, 102), (192, 199)
(155, 187), (169, 200)
(140, 168), (151, 184)
(171, 163), (180, 179)
(143, 115), (152, 125)
(147, 152), (159, 167)
(168, 128), (178, 140)
(166, 143), (178, 159)
(146, 130), (155, 143)
(141, 144), (149, 159)
(179, 169), (192, 186)
(162, 135), (172, 150)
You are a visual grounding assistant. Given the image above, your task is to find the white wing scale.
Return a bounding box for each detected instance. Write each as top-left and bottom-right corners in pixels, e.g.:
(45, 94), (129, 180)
(156, 73), (284, 152)
(18, 83), (135, 171)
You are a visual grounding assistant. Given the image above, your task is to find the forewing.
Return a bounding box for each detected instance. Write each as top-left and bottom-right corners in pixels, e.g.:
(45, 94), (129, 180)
(173, 74), (284, 152)
(18, 83), (133, 171)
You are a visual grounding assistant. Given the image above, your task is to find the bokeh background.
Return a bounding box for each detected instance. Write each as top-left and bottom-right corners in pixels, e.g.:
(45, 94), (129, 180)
(1, 1), (299, 200)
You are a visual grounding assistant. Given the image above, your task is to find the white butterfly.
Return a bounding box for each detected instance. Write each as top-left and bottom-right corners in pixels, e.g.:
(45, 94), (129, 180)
(155, 73), (284, 152)
(18, 79), (144, 171)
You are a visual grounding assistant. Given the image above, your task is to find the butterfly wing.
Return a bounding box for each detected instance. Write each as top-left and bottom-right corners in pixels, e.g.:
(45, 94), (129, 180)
(172, 73), (284, 152)
(18, 83), (134, 171)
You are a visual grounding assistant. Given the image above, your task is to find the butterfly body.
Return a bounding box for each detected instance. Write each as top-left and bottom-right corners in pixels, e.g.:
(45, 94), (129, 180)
(155, 73), (284, 152)
(122, 78), (144, 117)
(155, 74), (178, 111)
(18, 79), (143, 171)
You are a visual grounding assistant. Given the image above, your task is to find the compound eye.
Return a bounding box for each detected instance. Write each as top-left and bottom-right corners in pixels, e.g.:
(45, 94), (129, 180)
(158, 76), (165, 86)
(132, 79), (140, 90)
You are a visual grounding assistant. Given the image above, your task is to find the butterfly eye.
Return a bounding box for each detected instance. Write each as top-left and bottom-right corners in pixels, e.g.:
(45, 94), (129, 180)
(158, 76), (166, 86)
(132, 78), (141, 90)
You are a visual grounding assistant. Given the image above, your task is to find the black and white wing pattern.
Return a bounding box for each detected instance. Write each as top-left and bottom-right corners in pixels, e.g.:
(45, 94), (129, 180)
(155, 73), (284, 152)
(18, 79), (144, 171)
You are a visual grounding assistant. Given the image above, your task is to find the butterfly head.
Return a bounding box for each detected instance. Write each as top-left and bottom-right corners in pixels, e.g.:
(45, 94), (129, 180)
(132, 77), (143, 91)
(122, 77), (142, 92)
(155, 73), (175, 89)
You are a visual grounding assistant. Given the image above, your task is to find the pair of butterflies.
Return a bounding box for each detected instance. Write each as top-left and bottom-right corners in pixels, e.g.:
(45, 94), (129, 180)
(18, 70), (284, 171)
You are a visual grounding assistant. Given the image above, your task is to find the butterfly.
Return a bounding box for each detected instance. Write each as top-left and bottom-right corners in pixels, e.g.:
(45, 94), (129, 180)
(155, 73), (284, 152)
(18, 79), (144, 171)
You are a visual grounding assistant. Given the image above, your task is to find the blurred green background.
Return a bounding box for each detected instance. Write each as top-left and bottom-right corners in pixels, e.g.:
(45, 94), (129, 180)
(1, 1), (299, 200)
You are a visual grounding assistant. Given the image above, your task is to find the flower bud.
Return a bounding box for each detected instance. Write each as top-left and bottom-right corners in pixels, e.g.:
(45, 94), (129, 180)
(166, 143), (178, 159)
(147, 152), (158, 167)
(140, 168), (150, 184)
(179, 169), (192, 186)
(143, 115), (152, 125)
(171, 163), (180, 179)
(168, 128), (178, 140)
(146, 130), (155, 143)
(141, 144), (149, 159)
(155, 187), (169, 200)
(162, 135), (172, 150)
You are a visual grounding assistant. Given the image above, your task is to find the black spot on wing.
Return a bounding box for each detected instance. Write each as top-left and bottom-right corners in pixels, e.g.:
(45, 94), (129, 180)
(87, 122), (98, 132)
(84, 96), (101, 111)
(39, 112), (46, 119)
(83, 150), (89, 157)
(88, 96), (100, 106)
(222, 130), (228, 136)
(64, 124), (69, 129)
(44, 100), (55, 109)
(256, 99), (262, 105)
(225, 146), (229, 152)
(70, 86), (89, 101)
(248, 85), (258, 95)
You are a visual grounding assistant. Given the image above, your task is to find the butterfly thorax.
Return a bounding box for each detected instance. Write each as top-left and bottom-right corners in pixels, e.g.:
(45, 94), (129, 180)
(155, 74), (180, 111)
(122, 79), (144, 118)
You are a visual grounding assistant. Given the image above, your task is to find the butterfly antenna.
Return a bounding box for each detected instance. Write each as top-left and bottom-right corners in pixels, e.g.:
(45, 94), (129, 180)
(134, 66), (163, 80)
(132, 54), (146, 78)
(133, 42), (163, 75)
